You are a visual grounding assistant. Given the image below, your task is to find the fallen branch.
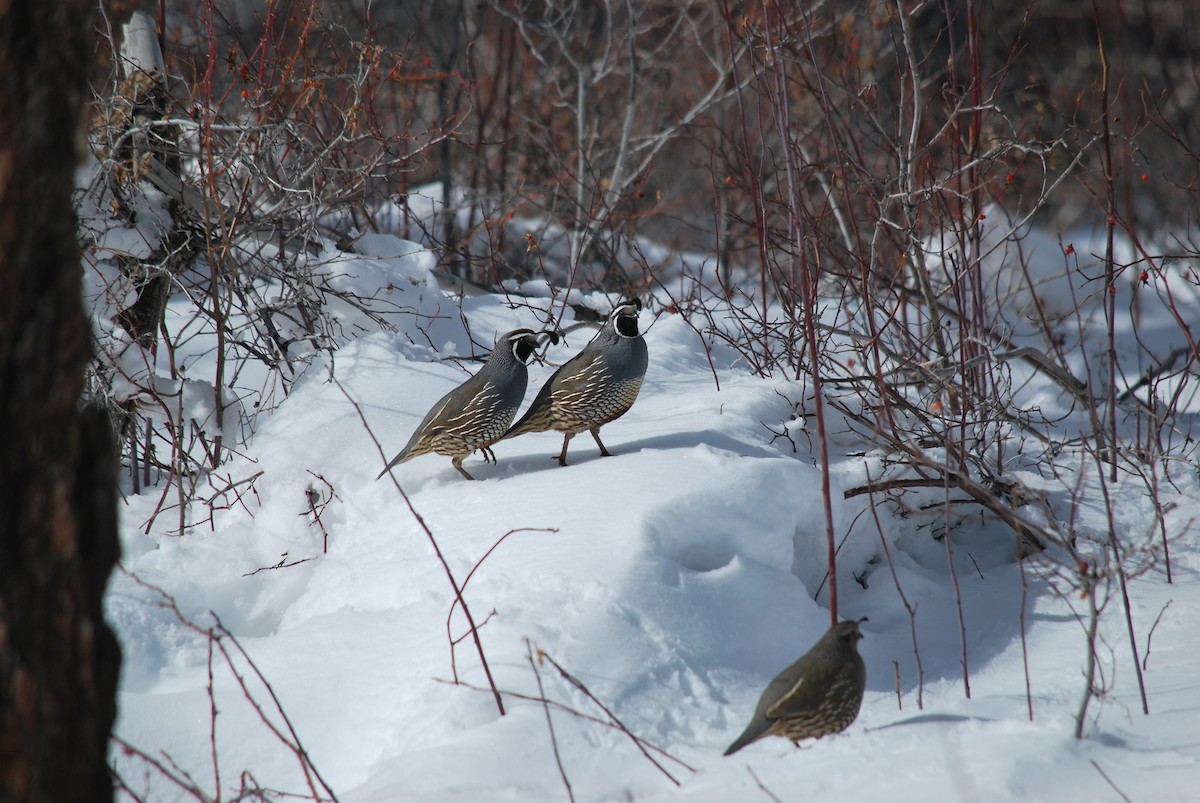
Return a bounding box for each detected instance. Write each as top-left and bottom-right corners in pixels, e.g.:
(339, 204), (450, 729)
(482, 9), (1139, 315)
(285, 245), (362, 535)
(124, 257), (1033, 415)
(447, 527), (559, 681)
(838, 390), (1051, 555)
(525, 640), (575, 802)
(331, 374), (506, 717)
(1141, 599), (1173, 671)
(116, 572), (339, 802)
(435, 678), (693, 774)
(536, 647), (687, 786)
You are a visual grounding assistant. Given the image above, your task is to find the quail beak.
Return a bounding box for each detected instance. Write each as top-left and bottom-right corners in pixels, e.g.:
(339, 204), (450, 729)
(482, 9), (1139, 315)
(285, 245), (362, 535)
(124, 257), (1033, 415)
(533, 328), (561, 365)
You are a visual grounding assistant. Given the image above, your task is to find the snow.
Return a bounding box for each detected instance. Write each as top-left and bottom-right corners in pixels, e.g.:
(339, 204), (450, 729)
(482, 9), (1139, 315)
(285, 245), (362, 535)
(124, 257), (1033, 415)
(105, 234), (1200, 802)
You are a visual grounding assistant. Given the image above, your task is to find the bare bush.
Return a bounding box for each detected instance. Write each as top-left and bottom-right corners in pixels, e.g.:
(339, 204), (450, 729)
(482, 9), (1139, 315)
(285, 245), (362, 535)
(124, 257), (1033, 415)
(110, 575), (338, 802)
(672, 0), (1198, 722)
(83, 2), (449, 528)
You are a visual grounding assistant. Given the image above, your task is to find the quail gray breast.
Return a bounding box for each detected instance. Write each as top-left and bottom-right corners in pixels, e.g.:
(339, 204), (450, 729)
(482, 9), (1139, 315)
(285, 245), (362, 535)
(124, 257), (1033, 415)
(377, 329), (543, 481)
(723, 619), (866, 756)
(500, 300), (648, 466)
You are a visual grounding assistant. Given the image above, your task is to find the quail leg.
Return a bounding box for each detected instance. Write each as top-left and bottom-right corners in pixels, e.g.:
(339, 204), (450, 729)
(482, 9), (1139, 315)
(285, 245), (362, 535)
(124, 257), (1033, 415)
(589, 427), (612, 457)
(556, 433), (575, 466)
(451, 457), (476, 480)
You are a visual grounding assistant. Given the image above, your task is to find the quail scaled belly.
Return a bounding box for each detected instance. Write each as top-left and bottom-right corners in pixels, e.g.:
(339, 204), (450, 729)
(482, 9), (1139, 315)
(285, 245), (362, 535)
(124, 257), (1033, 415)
(724, 619), (866, 756)
(377, 329), (544, 481)
(501, 300), (648, 466)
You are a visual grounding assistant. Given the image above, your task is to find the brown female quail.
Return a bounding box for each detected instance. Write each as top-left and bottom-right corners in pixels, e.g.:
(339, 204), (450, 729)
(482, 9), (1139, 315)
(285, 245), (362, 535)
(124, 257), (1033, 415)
(724, 619), (867, 756)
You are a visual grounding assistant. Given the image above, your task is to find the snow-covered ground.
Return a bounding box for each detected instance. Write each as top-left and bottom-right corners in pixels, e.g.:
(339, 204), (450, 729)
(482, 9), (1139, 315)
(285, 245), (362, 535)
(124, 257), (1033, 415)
(105, 234), (1200, 802)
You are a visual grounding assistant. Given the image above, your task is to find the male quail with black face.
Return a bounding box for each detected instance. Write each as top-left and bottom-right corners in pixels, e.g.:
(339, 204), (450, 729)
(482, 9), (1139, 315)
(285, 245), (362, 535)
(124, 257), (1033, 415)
(377, 328), (544, 481)
(501, 300), (647, 466)
(724, 619), (867, 756)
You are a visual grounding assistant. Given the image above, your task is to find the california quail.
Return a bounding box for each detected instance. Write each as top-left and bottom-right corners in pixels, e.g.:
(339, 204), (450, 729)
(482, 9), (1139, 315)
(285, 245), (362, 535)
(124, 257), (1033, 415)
(501, 300), (647, 466)
(377, 329), (545, 481)
(723, 619), (866, 756)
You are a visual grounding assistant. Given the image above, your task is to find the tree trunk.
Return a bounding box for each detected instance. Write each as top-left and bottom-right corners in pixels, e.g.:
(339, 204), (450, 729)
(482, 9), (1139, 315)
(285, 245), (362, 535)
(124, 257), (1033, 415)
(0, 2), (122, 801)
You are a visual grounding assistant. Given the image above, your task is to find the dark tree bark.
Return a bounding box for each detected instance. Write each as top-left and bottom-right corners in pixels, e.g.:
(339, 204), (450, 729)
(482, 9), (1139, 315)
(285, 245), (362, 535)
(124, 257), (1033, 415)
(0, 2), (122, 801)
